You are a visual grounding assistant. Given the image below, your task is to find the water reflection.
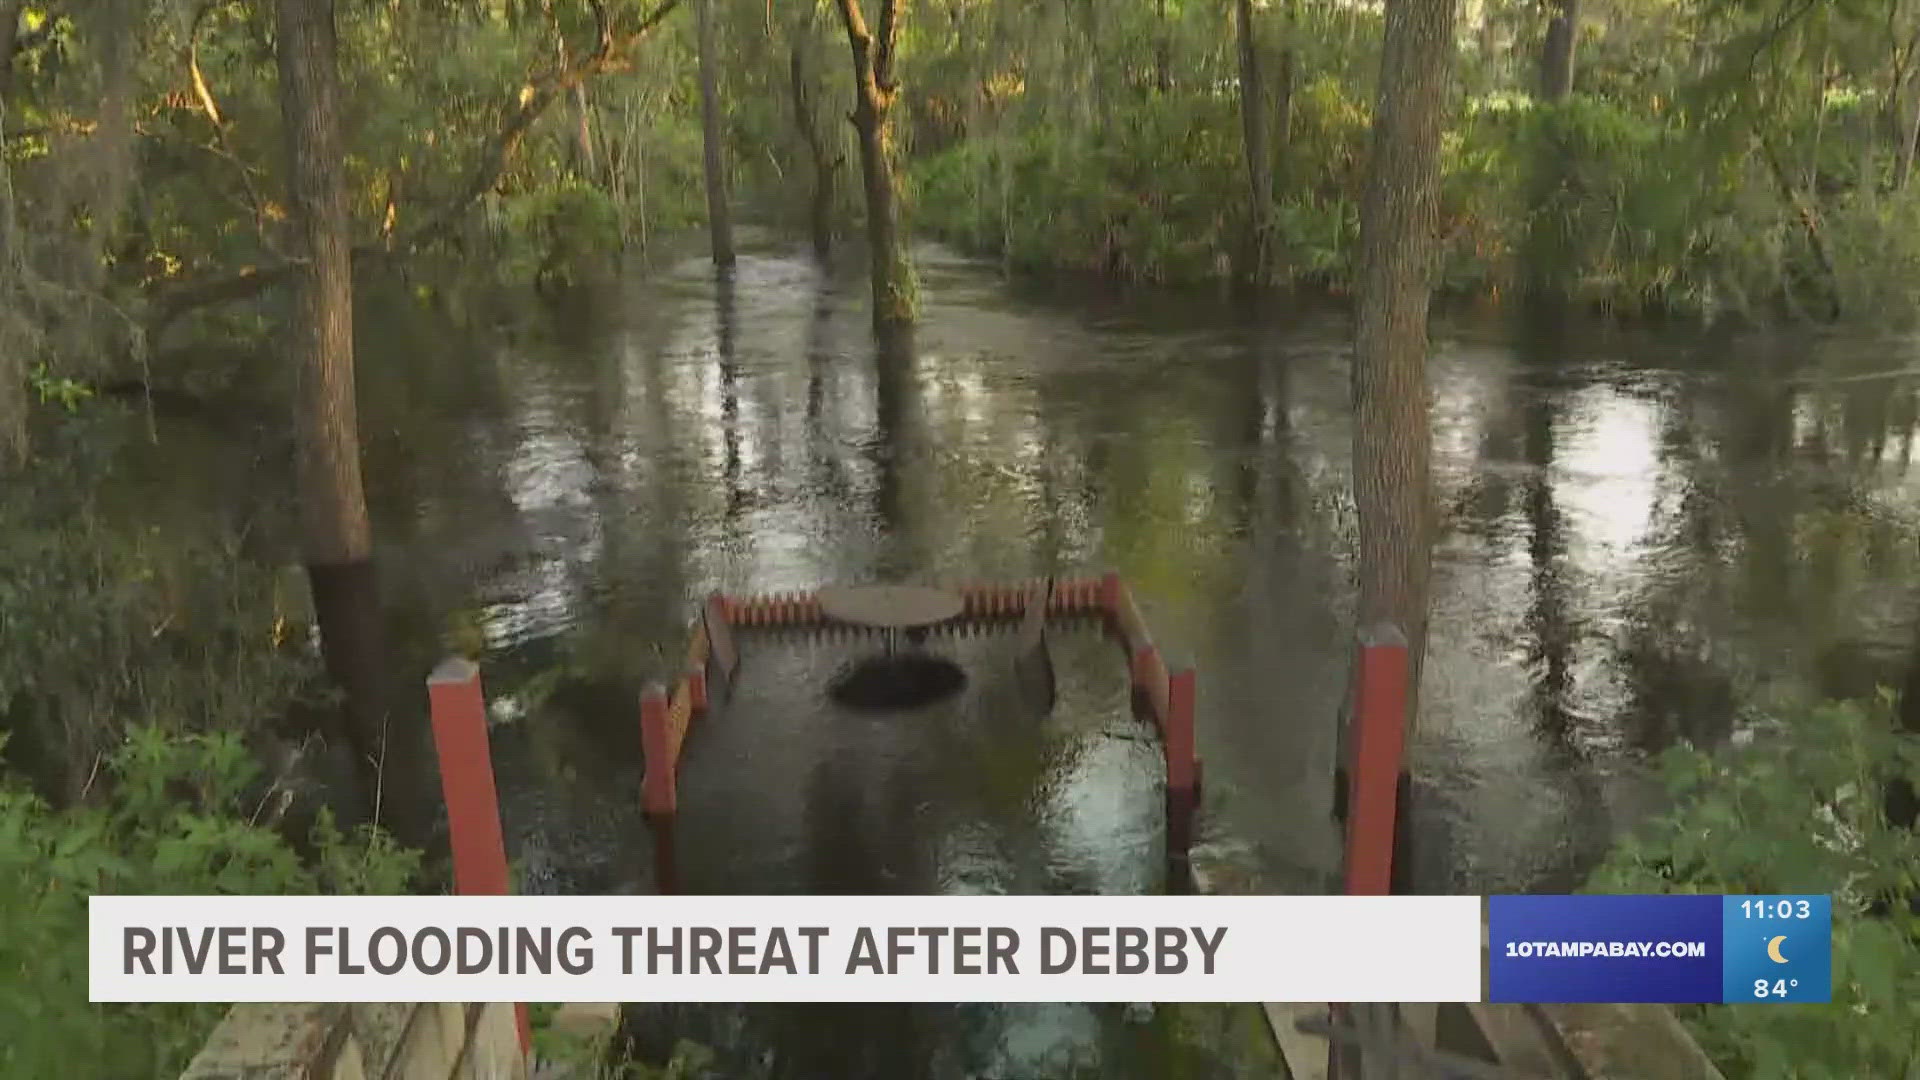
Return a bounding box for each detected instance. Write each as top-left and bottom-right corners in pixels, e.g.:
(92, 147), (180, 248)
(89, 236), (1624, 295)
(347, 237), (1920, 1068)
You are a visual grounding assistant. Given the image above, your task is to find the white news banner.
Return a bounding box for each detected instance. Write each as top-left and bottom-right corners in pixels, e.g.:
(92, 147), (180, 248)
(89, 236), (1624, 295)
(91, 894), (1483, 1003)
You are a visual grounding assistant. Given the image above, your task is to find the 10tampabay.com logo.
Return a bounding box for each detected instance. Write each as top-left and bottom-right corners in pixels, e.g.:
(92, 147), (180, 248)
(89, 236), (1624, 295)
(1487, 894), (1832, 1004)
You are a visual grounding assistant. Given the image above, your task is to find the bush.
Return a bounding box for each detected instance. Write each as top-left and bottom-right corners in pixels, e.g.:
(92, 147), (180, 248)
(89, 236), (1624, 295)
(0, 404), (319, 803)
(491, 181), (628, 287)
(1, 401), (419, 1077)
(0, 727), (420, 1078)
(1585, 693), (1920, 1078)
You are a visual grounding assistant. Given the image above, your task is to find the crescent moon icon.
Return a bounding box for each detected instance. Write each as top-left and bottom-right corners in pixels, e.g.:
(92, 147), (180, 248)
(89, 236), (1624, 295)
(1766, 936), (1789, 964)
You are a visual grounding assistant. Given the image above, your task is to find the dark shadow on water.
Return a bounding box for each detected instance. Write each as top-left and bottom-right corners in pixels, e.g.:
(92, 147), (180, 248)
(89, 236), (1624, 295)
(828, 650), (967, 710)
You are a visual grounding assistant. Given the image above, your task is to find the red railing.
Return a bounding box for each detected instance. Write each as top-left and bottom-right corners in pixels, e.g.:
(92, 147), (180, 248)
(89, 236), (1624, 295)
(423, 658), (531, 1055)
(643, 574), (1203, 886)
(1328, 622), (1416, 1080)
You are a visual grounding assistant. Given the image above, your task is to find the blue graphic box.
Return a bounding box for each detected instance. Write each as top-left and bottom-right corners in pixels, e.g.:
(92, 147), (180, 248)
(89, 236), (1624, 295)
(1486, 895), (1831, 1004)
(1720, 895), (1831, 1004)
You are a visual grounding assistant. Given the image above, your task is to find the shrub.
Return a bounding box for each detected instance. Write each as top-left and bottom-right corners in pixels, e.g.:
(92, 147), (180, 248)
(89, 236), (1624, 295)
(0, 726), (419, 1078)
(1586, 693), (1920, 1078)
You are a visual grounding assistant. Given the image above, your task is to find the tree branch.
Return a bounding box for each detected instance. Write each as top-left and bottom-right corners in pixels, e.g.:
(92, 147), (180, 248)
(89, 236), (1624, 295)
(145, 0), (683, 343)
(875, 0), (901, 93)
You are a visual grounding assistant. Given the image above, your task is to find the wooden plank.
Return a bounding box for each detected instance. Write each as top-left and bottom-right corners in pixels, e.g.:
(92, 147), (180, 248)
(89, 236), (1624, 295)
(1132, 646), (1171, 732)
(1016, 578), (1051, 651)
(1014, 578), (1056, 714)
(683, 619), (709, 671)
(1112, 580), (1154, 656)
(1535, 1002), (1725, 1080)
(666, 682), (694, 763)
(818, 583), (965, 629)
(703, 592), (737, 679)
(1266, 1003), (1331, 1080)
(1459, 1003), (1572, 1077)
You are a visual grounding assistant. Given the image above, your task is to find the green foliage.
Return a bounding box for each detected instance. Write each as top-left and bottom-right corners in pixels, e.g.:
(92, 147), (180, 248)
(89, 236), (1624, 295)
(26, 362), (92, 410)
(0, 399), (419, 1075)
(526, 1004), (715, 1080)
(1587, 694), (1920, 1078)
(0, 406), (317, 798)
(913, 92), (1248, 284)
(0, 727), (420, 1079)
(493, 181), (628, 287)
(894, 0), (1920, 324)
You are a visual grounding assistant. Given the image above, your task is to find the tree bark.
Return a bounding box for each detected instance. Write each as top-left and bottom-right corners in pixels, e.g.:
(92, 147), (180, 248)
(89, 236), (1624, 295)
(275, 0), (386, 822)
(573, 84), (596, 175)
(790, 29), (840, 259)
(695, 0), (735, 268)
(1539, 0), (1577, 102)
(0, 0), (22, 100)
(1351, 0), (1456, 731)
(1235, 0), (1272, 280)
(1275, 24), (1295, 167)
(1155, 0), (1172, 93)
(1897, 75), (1920, 190)
(833, 0), (914, 329)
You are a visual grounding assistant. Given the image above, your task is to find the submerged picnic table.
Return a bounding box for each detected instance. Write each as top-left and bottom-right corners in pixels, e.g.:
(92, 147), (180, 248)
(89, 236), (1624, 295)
(816, 584), (965, 652)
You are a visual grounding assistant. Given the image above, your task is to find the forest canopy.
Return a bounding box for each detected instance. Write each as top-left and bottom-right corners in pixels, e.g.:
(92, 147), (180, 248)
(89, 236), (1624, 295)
(4, 0), (1920, 458)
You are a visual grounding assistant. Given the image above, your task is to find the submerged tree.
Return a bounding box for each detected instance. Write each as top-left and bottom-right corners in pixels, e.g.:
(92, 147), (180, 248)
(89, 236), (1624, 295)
(274, 0), (386, 820)
(832, 0), (914, 329)
(1539, 0), (1577, 102)
(695, 0), (735, 268)
(1350, 0), (1458, 725)
(1235, 0), (1273, 279)
(790, 7), (842, 260)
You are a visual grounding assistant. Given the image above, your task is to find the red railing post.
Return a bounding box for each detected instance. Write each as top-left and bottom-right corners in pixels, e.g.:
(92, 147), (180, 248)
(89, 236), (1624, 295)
(1164, 668), (1199, 891)
(1166, 668), (1197, 798)
(424, 657), (530, 1054)
(1327, 625), (1414, 1079)
(640, 683), (675, 817)
(1342, 623), (1411, 896)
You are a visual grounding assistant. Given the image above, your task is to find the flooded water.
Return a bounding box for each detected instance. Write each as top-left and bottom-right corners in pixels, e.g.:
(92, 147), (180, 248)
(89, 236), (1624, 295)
(341, 235), (1920, 1074)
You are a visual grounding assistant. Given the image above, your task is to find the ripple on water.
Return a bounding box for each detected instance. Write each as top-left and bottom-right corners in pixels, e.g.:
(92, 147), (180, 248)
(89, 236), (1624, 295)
(356, 241), (1920, 1074)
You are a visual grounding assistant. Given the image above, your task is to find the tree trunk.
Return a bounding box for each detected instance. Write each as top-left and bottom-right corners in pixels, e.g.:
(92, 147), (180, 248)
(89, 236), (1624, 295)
(1154, 0), (1172, 93)
(833, 0), (914, 329)
(0, 0), (22, 100)
(1898, 77), (1920, 190)
(695, 0), (735, 268)
(790, 28), (839, 259)
(0, 0), (24, 467)
(1275, 38), (1295, 168)
(1539, 0), (1577, 102)
(275, 0), (389, 826)
(1235, 0), (1272, 281)
(1351, 0), (1456, 729)
(1889, 601), (1920, 831)
(574, 83), (596, 176)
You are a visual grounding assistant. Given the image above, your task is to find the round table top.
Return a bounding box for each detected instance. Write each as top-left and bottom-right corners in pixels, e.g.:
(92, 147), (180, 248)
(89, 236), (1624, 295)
(816, 584), (965, 630)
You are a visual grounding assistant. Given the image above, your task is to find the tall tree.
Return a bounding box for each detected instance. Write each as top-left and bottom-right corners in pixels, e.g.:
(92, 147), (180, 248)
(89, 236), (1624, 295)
(1539, 0), (1577, 101)
(0, 0), (25, 467)
(695, 0), (735, 268)
(833, 0), (914, 329)
(1235, 0), (1272, 279)
(790, 12), (841, 259)
(1154, 0), (1172, 93)
(1351, 0), (1456, 728)
(275, 0), (387, 820)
